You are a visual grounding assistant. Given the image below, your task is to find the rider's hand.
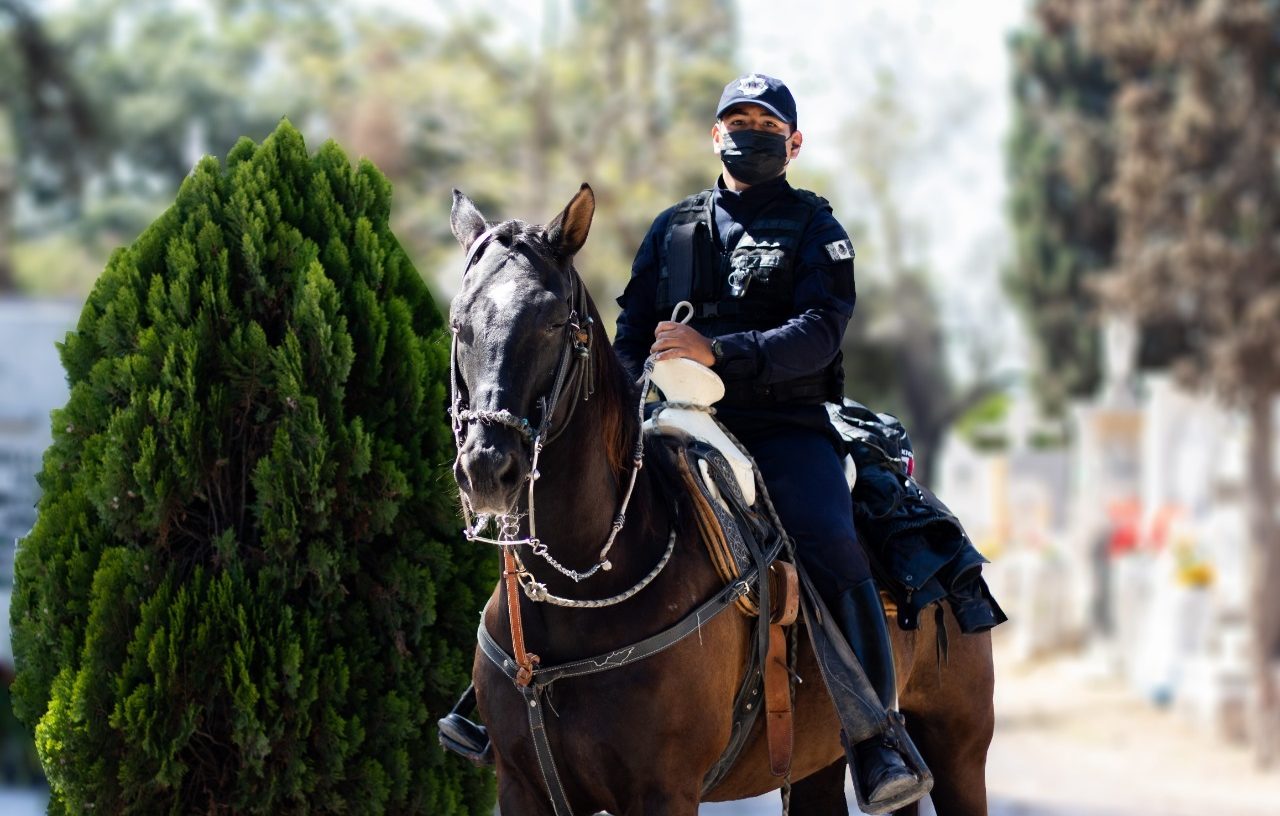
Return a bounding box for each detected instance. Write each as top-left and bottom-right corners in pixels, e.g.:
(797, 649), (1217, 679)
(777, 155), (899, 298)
(650, 321), (715, 367)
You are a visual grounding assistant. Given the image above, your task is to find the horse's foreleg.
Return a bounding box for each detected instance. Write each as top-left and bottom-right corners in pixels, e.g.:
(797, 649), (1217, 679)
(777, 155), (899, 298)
(497, 785), (558, 816)
(787, 755), (849, 815)
(497, 787), (555, 816)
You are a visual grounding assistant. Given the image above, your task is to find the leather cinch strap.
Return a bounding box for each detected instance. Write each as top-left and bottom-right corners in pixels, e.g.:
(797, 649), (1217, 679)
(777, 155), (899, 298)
(765, 561), (799, 777)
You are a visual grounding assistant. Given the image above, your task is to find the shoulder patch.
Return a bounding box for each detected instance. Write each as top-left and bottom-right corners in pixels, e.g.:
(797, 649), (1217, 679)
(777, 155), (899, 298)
(824, 239), (855, 262)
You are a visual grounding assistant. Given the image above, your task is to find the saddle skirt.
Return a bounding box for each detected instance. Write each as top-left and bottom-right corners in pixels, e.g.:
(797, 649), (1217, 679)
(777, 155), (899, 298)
(642, 428), (902, 793)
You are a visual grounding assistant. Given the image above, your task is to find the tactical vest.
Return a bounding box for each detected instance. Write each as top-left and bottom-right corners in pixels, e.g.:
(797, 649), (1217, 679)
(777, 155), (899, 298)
(655, 186), (846, 407)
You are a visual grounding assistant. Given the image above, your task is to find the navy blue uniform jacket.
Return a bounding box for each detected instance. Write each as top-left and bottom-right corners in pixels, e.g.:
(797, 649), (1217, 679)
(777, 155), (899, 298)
(613, 174), (857, 437)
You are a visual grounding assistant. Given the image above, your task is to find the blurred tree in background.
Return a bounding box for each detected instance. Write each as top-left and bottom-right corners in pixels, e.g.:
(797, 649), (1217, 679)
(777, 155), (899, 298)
(0, 0), (98, 292)
(841, 74), (1009, 483)
(11, 120), (495, 813)
(1006, 0), (1280, 760)
(401, 0), (739, 307)
(1081, 0), (1280, 763)
(8, 0), (346, 292)
(4, 0), (739, 308)
(53, 1), (331, 220)
(1006, 0), (1196, 418)
(1005, 0), (1118, 415)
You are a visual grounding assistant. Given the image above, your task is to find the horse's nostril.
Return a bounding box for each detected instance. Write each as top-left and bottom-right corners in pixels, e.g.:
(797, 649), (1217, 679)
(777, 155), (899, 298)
(454, 459), (473, 493)
(456, 441), (525, 512)
(494, 450), (523, 490)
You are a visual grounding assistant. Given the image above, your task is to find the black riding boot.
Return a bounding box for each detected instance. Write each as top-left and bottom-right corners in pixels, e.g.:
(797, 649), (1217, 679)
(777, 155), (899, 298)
(833, 579), (922, 812)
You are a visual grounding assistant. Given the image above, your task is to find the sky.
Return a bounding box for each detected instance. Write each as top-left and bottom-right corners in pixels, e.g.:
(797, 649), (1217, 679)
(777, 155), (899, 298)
(733, 0), (1031, 377)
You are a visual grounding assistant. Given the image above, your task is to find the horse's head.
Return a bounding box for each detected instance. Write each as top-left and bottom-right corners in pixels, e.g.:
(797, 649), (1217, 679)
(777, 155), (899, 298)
(448, 184), (596, 516)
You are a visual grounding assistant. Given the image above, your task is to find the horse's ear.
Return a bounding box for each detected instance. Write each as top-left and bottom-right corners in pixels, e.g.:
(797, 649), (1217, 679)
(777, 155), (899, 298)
(451, 189), (488, 253)
(545, 183), (595, 258)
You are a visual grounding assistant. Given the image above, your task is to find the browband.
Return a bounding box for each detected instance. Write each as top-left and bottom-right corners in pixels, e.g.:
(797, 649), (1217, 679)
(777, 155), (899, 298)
(462, 224), (504, 274)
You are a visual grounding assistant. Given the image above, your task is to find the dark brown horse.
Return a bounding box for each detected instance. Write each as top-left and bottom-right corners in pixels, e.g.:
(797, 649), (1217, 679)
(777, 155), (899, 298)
(447, 183), (994, 815)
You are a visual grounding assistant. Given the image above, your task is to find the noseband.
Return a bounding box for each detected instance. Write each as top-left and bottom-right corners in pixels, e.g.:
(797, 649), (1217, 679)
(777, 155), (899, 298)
(449, 225), (657, 601)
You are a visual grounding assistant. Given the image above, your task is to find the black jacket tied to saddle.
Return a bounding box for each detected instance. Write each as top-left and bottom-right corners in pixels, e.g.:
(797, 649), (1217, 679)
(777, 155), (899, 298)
(829, 400), (1007, 635)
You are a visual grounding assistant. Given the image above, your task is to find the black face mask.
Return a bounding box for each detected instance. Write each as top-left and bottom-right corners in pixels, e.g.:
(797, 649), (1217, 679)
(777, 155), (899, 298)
(718, 128), (789, 185)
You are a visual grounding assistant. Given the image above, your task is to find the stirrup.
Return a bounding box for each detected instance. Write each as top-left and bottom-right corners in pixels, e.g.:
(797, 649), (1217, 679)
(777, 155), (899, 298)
(856, 737), (918, 812)
(847, 712), (932, 814)
(437, 685), (494, 766)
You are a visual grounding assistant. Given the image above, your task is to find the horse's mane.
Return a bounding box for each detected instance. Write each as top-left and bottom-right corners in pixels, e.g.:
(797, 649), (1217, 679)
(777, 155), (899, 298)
(579, 283), (641, 482)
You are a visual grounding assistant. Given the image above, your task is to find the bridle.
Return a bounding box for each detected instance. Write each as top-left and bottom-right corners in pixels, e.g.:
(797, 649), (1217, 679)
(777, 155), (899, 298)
(449, 224), (662, 606)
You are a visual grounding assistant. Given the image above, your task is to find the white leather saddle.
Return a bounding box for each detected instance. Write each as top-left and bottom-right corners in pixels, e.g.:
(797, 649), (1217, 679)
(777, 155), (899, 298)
(642, 358), (757, 507)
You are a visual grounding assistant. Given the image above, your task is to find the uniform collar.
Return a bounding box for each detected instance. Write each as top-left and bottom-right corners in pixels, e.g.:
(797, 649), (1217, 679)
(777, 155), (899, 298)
(711, 173), (788, 211)
(715, 172), (791, 202)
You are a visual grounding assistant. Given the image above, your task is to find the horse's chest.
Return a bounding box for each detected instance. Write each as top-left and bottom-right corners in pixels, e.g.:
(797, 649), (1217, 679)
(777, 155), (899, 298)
(476, 645), (733, 778)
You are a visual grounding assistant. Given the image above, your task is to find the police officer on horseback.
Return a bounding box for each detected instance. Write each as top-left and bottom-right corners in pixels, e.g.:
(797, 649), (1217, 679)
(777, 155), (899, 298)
(613, 73), (929, 813)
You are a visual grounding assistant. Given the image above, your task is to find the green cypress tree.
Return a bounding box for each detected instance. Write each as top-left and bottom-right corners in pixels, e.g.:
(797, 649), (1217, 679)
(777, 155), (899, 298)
(9, 119), (495, 814)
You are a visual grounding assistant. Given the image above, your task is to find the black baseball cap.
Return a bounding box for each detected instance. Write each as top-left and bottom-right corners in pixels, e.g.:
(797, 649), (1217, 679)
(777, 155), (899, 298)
(716, 73), (797, 126)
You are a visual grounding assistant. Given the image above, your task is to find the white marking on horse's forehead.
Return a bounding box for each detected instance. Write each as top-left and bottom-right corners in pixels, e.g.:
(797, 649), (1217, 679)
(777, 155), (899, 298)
(484, 278), (523, 311)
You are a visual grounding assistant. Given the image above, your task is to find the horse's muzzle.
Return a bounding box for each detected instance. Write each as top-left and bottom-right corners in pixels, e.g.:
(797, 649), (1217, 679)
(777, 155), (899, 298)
(455, 435), (528, 515)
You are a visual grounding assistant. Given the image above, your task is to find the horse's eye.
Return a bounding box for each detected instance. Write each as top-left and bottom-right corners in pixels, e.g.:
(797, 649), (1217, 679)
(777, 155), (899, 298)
(546, 320), (567, 334)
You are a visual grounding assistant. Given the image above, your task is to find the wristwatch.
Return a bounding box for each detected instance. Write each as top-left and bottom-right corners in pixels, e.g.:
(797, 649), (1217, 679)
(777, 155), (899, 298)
(711, 338), (725, 366)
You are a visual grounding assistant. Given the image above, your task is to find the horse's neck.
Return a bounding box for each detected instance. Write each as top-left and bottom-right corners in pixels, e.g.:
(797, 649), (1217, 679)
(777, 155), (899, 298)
(519, 363), (661, 598)
(536, 406), (625, 548)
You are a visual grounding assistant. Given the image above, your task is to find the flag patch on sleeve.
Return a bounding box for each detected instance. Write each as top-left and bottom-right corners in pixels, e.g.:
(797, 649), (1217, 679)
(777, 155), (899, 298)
(824, 239), (855, 261)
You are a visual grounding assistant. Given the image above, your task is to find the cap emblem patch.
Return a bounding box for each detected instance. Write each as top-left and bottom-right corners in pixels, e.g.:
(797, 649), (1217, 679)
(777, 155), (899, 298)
(737, 74), (768, 97)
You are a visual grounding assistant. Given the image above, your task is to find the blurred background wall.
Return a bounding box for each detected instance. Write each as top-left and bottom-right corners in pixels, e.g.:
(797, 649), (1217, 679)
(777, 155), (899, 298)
(3, 1), (1279, 813)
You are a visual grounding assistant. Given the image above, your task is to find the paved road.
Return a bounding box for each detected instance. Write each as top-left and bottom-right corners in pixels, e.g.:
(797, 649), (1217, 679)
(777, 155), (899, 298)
(701, 635), (1280, 815)
(978, 640), (1280, 816)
